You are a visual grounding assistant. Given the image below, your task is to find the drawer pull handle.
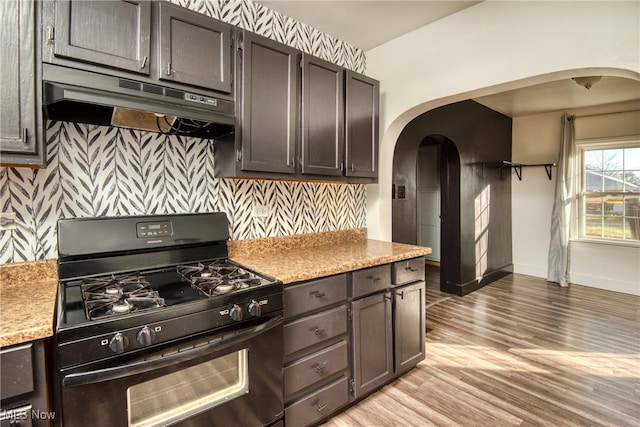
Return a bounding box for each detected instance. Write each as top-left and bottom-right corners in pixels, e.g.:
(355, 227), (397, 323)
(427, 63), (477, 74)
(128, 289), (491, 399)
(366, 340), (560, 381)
(397, 291), (405, 300)
(309, 290), (326, 298)
(367, 276), (381, 282)
(405, 266), (418, 272)
(313, 400), (328, 412)
(312, 362), (327, 374)
(313, 327), (326, 336)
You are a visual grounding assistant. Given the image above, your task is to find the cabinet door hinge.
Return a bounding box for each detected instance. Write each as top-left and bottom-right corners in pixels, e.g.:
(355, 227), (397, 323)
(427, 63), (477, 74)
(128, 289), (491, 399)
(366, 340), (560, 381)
(236, 149), (242, 162)
(46, 26), (55, 44)
(348, 307), (352, 321)
(349, 379), (355, 396)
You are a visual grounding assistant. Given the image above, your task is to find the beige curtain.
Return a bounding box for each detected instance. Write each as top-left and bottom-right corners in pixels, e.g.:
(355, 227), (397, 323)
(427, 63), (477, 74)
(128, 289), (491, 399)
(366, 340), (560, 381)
(547, 115), (575, 287)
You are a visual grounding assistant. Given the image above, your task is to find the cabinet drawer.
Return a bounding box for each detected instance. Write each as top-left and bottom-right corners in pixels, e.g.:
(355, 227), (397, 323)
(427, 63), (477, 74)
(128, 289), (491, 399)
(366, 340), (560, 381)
(351, 264), (390, 298)
(285, 340), (348, 399)
(284, 305), (347, 356)
(284, 274), (347, 318)
(285, 376), (349, 427)
(392, 257), (425, 285)
(0, 343), (34, 400)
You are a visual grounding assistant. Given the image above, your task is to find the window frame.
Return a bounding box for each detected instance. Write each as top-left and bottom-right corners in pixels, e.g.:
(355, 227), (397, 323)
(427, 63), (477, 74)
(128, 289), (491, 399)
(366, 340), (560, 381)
(574, 136), (640, 246)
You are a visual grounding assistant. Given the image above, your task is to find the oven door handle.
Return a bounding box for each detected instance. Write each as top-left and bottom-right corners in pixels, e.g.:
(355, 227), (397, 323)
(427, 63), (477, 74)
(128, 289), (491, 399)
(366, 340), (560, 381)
(62, 315), (283, 388)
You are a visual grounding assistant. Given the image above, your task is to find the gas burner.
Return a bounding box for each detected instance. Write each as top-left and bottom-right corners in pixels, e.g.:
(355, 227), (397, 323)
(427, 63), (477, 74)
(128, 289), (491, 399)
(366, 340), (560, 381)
(81, 273), (166, 320)
(177, 260), (264, 296)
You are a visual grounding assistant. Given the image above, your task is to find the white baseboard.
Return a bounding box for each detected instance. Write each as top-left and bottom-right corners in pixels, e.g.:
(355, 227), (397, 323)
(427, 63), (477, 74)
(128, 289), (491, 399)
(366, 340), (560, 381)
(570, 273), (640, 296)
(512, 263), (547, 279)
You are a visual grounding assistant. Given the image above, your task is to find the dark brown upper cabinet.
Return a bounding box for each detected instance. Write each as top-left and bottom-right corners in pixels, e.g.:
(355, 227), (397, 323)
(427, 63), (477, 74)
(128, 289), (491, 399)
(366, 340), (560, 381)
(0, 0), (44, 167)
(156, 2), (231, 93)
(301, 54), (345, 177)
(345, 71), (379, 179)
(214, 32), (379, 183)
(236, 30), (298, 174)
(52, 0), (152, 75)
(43, 0), (232, 96)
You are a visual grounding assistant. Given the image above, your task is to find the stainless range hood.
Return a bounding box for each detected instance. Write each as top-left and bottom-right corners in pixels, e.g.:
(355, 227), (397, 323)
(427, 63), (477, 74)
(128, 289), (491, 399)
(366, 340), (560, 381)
(42, 63), (235, 138)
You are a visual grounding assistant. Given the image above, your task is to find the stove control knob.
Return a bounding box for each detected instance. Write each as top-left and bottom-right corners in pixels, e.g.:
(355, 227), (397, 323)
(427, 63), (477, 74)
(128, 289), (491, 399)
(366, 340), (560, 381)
(248, 300), (262, 317)
(229, 304), (243, 321)
(109, 332), (129, 354)
(137, 326), (156, 346)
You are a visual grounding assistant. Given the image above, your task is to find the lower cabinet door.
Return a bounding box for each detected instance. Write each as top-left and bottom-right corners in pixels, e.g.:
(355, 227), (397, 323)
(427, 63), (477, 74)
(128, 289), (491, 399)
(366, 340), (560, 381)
(394, 281), (426, 373)
(285, 376), (349, 427)
(350, 291), (393, 399)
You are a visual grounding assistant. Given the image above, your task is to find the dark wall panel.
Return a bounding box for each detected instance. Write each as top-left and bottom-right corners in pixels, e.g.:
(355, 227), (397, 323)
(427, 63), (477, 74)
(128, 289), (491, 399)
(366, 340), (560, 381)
(392, 100), (512, 295)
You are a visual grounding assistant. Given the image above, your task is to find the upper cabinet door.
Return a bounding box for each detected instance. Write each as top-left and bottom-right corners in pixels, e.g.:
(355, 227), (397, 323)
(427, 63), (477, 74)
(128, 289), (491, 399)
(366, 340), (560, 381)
(0, 0), (43, 166)
(157, 2), (231, 93)
(345, 71), (379, 179)
(54, 0), (151, 74)
(301, 54), (344, 176)
(238, 31), (298, 174)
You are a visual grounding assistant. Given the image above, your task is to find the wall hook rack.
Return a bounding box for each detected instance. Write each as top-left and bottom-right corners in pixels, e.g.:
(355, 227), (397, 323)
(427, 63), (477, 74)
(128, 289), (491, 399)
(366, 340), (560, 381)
(480, 161), (557, 180)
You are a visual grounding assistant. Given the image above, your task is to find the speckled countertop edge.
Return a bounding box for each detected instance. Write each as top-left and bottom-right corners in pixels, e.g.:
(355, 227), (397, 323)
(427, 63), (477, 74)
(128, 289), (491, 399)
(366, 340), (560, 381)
(229, 229), (432, 284)
(0, 259), (58, 347)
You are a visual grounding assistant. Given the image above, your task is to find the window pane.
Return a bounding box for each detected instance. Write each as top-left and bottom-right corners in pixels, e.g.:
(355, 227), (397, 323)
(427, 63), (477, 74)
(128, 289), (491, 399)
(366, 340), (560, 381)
(581, 142), (640, 242)
(603, 216), (624, 239)
(625, 171), (640, 191)
(585, 196), (603, 215)
(584, 215), (603, 237)
(626, 195), (640, 240)
(604, 195), (623, 217)
(603, 149), (624, 170)
(602, 170), (624, 191)
(625, 147), (640, 169)
(584, 150), (602, 170)
(585, 170), (603, 191)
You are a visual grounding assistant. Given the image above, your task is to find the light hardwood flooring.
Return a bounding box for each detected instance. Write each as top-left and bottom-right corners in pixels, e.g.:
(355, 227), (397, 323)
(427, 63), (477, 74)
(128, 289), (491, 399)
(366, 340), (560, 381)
(322, 268), (640, 427)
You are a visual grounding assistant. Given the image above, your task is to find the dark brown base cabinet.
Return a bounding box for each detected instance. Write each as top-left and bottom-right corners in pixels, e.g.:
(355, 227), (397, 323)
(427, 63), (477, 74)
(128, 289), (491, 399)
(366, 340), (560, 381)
(0, 340), (51, 427)
(283, 274), (350, 427)
(283, 257), (425, 426)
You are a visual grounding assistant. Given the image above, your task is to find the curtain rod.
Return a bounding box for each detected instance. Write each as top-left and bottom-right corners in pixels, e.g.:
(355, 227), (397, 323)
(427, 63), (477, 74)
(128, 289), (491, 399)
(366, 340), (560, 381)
(574, 109), (640, 119)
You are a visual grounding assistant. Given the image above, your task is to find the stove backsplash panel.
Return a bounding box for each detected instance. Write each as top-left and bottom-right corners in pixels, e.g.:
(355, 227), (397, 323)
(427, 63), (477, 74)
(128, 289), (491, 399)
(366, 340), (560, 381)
(0, 122), (366, 263)
(0, 0), (367, 264)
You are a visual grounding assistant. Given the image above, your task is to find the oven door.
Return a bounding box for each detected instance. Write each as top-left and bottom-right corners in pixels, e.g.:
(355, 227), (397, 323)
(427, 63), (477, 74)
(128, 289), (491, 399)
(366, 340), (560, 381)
(58, 316), (283, 427)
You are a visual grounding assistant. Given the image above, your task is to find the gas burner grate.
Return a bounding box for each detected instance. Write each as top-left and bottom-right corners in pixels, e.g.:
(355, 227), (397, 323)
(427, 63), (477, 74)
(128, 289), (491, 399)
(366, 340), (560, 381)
(177, 260), (263, 296)
(81, 273), (165, 320)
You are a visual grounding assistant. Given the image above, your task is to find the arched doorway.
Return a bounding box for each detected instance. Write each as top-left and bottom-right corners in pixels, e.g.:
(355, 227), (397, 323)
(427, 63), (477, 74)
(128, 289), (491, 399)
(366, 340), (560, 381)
(392, 100), (512, 296)
(416, 135), (461, 292)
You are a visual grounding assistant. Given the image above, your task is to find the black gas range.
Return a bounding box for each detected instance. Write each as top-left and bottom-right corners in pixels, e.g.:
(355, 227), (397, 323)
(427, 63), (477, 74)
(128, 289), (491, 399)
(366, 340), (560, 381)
(53, 213), (284, 427)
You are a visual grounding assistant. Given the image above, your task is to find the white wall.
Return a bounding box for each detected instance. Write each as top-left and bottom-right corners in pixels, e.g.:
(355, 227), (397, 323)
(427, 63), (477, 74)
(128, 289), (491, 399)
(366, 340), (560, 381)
(365, 0), (640, 241)
(512, 102), (640, 295)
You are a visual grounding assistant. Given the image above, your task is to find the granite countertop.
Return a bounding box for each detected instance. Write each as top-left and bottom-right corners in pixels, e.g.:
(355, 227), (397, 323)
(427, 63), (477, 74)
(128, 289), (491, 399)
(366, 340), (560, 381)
(229, 229), (432, 284)
(0, 260), (58, 347)
(0, 229), (430, 347)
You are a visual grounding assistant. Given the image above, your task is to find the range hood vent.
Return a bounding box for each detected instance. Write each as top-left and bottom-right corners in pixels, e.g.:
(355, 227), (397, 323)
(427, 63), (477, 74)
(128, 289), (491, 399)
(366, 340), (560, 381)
(42, 64), (235, 139)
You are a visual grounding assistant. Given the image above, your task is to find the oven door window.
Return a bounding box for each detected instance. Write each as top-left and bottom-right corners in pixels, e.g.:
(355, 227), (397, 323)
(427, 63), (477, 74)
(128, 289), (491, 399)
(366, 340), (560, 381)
(127, 349), (249, 427)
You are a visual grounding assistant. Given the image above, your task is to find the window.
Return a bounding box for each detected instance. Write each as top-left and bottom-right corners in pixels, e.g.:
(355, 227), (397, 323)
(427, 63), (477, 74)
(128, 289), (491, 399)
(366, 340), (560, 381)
(578, 139), (640, 242)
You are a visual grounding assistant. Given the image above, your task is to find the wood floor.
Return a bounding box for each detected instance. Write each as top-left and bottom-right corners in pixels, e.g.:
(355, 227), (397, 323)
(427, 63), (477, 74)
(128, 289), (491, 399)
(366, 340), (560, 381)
(322, 268), (640, 427)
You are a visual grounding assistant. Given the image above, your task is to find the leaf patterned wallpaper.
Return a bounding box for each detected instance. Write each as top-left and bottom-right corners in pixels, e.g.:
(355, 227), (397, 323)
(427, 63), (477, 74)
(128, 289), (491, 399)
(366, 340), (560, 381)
(0, 0), (368, 264)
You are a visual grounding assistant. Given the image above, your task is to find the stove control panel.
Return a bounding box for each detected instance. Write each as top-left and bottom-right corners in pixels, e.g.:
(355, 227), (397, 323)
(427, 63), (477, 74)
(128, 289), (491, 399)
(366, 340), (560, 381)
(136, 220), (172, 238)
(57, 290), (283, 367)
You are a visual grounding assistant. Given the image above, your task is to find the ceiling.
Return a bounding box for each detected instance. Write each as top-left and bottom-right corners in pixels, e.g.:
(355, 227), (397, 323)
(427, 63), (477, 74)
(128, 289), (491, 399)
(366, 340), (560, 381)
(256, 0), (640, 118)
